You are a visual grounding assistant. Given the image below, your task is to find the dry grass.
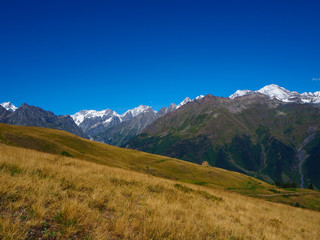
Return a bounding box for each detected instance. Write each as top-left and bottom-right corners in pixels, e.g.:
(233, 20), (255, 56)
(0, 144), (319, 240)
(0, 123), (276, 191)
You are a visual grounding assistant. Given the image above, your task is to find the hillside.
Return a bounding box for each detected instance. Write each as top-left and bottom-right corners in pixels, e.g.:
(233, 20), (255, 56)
(1, 144), (320, 239)
(0, 123), (319, 212)
(0, 123), (269, 190)
(126, 94), (320, 189)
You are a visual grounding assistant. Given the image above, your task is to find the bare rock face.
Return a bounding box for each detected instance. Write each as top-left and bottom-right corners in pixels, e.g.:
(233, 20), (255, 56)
(0, 103), (88, 139)
(0, 105), (10, 119)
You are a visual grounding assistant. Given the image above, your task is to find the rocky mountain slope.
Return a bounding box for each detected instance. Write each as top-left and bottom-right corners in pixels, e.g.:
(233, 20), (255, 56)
(72, 96), (204, 145)
(126, 85), (320, 189)
(0, 103), (88, 138)
(94, 107), (159, 146)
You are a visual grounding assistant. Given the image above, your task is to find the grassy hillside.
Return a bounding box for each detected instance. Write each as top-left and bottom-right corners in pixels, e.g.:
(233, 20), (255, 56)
(0, 123), (270, 190)
(1, 145), (320, 239)
(0, 123), (320, 212)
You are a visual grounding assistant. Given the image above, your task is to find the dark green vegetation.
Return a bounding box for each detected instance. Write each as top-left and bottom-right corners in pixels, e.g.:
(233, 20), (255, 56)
(127, 94), (320, 189)
(0, 123), (319, 211)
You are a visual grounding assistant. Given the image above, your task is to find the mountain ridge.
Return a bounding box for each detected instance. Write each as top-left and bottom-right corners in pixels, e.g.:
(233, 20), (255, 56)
(126, 93), (320, 189)
(230, 84), (320, 103)
(0, 103), (88, 139)
(69, 95), (204, 142)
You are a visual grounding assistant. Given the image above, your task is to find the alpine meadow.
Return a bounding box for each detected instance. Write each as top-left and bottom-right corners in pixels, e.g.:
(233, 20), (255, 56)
(1, 1), (320, 239)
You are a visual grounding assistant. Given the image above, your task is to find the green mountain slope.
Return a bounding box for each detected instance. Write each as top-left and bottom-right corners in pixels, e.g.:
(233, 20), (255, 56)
(126, 94), (320, 189)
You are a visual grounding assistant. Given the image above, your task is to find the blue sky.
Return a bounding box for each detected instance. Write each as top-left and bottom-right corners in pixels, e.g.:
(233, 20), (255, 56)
(1, 0), (320, 115)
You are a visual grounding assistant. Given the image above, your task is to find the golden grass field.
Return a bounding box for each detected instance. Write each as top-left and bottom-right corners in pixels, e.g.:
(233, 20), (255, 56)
(0, 144), (320, 240)
(0, 123), (319, 212)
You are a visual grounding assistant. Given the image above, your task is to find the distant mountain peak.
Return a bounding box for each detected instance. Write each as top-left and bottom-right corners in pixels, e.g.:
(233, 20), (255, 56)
(121, 105), (153, 118)
(0, 103), (88, 138)
(229, 90), (254, 99)
(257, 84), (292, 101)
(0, 101), (17, 112)
(177, 97), (191, 109)
(195, 95), (205, 100)
(71, 108), (119, 125)
(230, 84), (320, 103)
(70, 94), (205, 140)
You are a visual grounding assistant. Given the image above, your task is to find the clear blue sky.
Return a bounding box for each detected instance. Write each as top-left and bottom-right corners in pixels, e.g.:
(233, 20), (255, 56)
(1, 0), (320, 115)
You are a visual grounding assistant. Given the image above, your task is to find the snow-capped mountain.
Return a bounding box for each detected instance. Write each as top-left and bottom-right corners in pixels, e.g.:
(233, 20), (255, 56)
(71, 109), (122, 136)
(177, 97), (191, 109)
(195, 95), (205, 100)
(71, 95), (205, 139)
(230, 84), (320, 104)
(229, 90), (254, 99)
(0, 102), (17, 112)
(300, 91), (320, 103)
(71, 109), (121, 126)
(120, 105), (152, 122)
(176, 95), (204, 109)
(91, 95), (205, 146)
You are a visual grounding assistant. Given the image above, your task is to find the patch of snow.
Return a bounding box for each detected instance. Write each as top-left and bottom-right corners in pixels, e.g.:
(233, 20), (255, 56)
(0, 101), (17, 112)
(229, 90), (254, 99)
(104, 116), (114, 124)
(121, 105), (152, 119)
(177, 97), (191, 109)
(195, 95), (205, 100)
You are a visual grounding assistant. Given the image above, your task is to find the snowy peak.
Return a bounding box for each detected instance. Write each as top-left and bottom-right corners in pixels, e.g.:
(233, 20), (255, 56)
(71, 108), (119, 125)
(121, 105), (153, 119)
(177, 97), (191, 109)
(257, 84), (292, 102)
(300, 91), (320, 103)
(230, 84), (320, 104)
(195, 95), (205, 100)
(71, 94), (205, 137)
(229, 90), (254, 99)
(0, 102), (17, 112)
(72, 105), (154, 127)
(72, 94), (206, 127)
(175, 95), (205, 109)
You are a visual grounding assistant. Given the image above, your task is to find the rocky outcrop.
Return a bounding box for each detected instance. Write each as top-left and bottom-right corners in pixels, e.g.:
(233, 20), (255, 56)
(0, 103), (88, 139)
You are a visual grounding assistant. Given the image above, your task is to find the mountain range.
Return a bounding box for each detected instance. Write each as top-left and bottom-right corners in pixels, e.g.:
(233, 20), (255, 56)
(2, 84), (320, 189)
(126, 85), (320, 189)
(0, 103), (88, 138)
(230, 84), (320, 103)
(70, 96), (204, 145)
